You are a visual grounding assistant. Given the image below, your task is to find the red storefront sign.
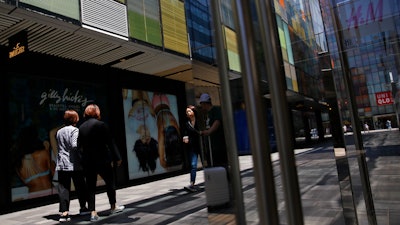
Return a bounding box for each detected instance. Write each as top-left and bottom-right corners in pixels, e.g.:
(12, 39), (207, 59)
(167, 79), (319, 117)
(375, 91), (393, 105)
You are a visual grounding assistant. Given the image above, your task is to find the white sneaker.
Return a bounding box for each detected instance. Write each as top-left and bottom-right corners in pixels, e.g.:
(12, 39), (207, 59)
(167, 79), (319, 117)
(110, 205), (125, 214)
(90, 214), (99, 222)
(59, 214), (71, 222)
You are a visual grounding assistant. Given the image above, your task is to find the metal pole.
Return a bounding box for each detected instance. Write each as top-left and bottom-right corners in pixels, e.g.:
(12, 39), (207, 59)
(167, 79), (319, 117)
(210, 1), (246, 224)
(253, 0), (304, 224)
(315, 1), (359, 223)
(330, 1), (377, 224)
(389, 72), (400, 129)
(231, 0), (281, 224)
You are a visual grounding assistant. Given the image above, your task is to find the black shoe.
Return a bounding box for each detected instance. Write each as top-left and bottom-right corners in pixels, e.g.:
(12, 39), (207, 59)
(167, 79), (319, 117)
(79, 208), (90, 216)
(184, 185), (196, 192)
(59, 214), (71, 222)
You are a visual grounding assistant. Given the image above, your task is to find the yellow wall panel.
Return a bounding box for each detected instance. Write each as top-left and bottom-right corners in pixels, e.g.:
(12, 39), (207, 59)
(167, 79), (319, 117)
(160, 0), (189, 55)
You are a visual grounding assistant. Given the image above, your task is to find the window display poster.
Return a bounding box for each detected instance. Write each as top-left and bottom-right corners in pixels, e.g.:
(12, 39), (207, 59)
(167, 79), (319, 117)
(7, 76), (106, 202)
(122, 89), (183, 180)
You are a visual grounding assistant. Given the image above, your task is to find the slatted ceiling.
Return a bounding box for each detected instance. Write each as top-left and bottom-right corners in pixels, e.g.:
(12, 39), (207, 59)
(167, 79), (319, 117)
(114, 51), (158, 68)
(97, 46), (138, 64)
(60, 37), (106, 59)
(29, 29), (69, 51)
(70, 45), (123, 63)
(130, 61), (190, 75)
(156, 65), (193, 82)
(0, 5), (220, 87)
(25, 24), (53, 42)
(0, 13), (20, 29)
(28, 27), (59, 49)
(37, 34), (75, 55)
(192, 61), (220, 85)
(37, 37), (86, 57)
(125, 60), (162, 73)
(127, 53), (189, 71)
(65, 36), (104, 55)
(66, 37), (102, 56)
(163, 70), (193, 82)
(0, 13), (21, 25)
(119, 52), (159, 67)
(163, 60), (191, 73)
(193, 78), (219, 87)
(134, 51), (161, 64)
(0, 20), (33, 43)
(11, 20), (36, 35)
(196, 74), (219, 85)
(117, 54), (165, 71)
(154, 64), (192, 76)
(75, 26), (127, 46)
(79, 43), (120, 61)
(45, 35), (88, 56)
(87, 46), (136, 65)
(111, 55), (145, 69)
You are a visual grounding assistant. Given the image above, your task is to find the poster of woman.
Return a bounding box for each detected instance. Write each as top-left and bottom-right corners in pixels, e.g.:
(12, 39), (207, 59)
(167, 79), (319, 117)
(122, 89), (183, 180)
(8, 76), (103, 202)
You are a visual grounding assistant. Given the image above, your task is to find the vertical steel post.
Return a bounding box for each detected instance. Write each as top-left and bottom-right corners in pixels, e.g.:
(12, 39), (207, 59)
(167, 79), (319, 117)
(390, 72), (400, 128)
(316, 1), (359, 223)
(253, 0), (304, 224)
(209, 1), (246, 224)
(330, 1), (377, 224)
(231, 0), (292, 224)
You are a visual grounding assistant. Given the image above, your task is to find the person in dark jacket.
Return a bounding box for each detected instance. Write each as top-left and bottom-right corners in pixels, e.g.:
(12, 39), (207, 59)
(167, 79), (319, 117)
(78, 104), (124, 222)
(199, 93), (228, 168)
(182, 105), (202, 192)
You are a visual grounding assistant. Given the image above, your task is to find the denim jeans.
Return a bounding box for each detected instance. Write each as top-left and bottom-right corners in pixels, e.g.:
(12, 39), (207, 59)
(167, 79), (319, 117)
(189, 151), (199, 184)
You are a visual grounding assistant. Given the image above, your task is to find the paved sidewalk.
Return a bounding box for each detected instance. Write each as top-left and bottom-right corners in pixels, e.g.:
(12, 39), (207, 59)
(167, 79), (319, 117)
(1, 130), (400, 225)
(0, 155), (254, 225)
(0, 149), (316, 225)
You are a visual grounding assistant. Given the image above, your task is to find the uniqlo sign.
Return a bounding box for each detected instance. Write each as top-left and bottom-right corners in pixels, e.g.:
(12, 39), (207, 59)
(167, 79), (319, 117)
(375, 91), (393, 106)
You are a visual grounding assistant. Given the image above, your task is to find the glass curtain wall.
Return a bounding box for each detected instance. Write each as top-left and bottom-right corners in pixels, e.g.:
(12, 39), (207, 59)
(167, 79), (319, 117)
(220, 0), (400, 224)
(185, 0), (216, 64)
(320, 0), (400, 224)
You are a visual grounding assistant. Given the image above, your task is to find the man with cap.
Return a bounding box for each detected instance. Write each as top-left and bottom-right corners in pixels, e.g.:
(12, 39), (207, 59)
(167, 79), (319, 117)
(199, 93), (228, 168)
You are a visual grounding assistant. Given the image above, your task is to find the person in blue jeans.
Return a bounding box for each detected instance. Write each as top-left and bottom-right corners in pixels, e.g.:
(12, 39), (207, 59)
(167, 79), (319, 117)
(182, 105), (202, 192)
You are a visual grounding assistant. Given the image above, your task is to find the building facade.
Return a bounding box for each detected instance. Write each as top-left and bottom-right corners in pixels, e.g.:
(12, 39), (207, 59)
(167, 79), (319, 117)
(1, 0), (400, 223)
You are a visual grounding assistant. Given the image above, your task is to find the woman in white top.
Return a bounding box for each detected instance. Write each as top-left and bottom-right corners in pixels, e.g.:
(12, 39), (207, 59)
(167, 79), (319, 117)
(56, 110), (89, 222)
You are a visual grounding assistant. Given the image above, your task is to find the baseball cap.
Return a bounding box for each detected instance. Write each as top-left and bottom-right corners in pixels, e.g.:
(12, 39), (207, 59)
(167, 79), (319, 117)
(199, 93), (211, 103)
